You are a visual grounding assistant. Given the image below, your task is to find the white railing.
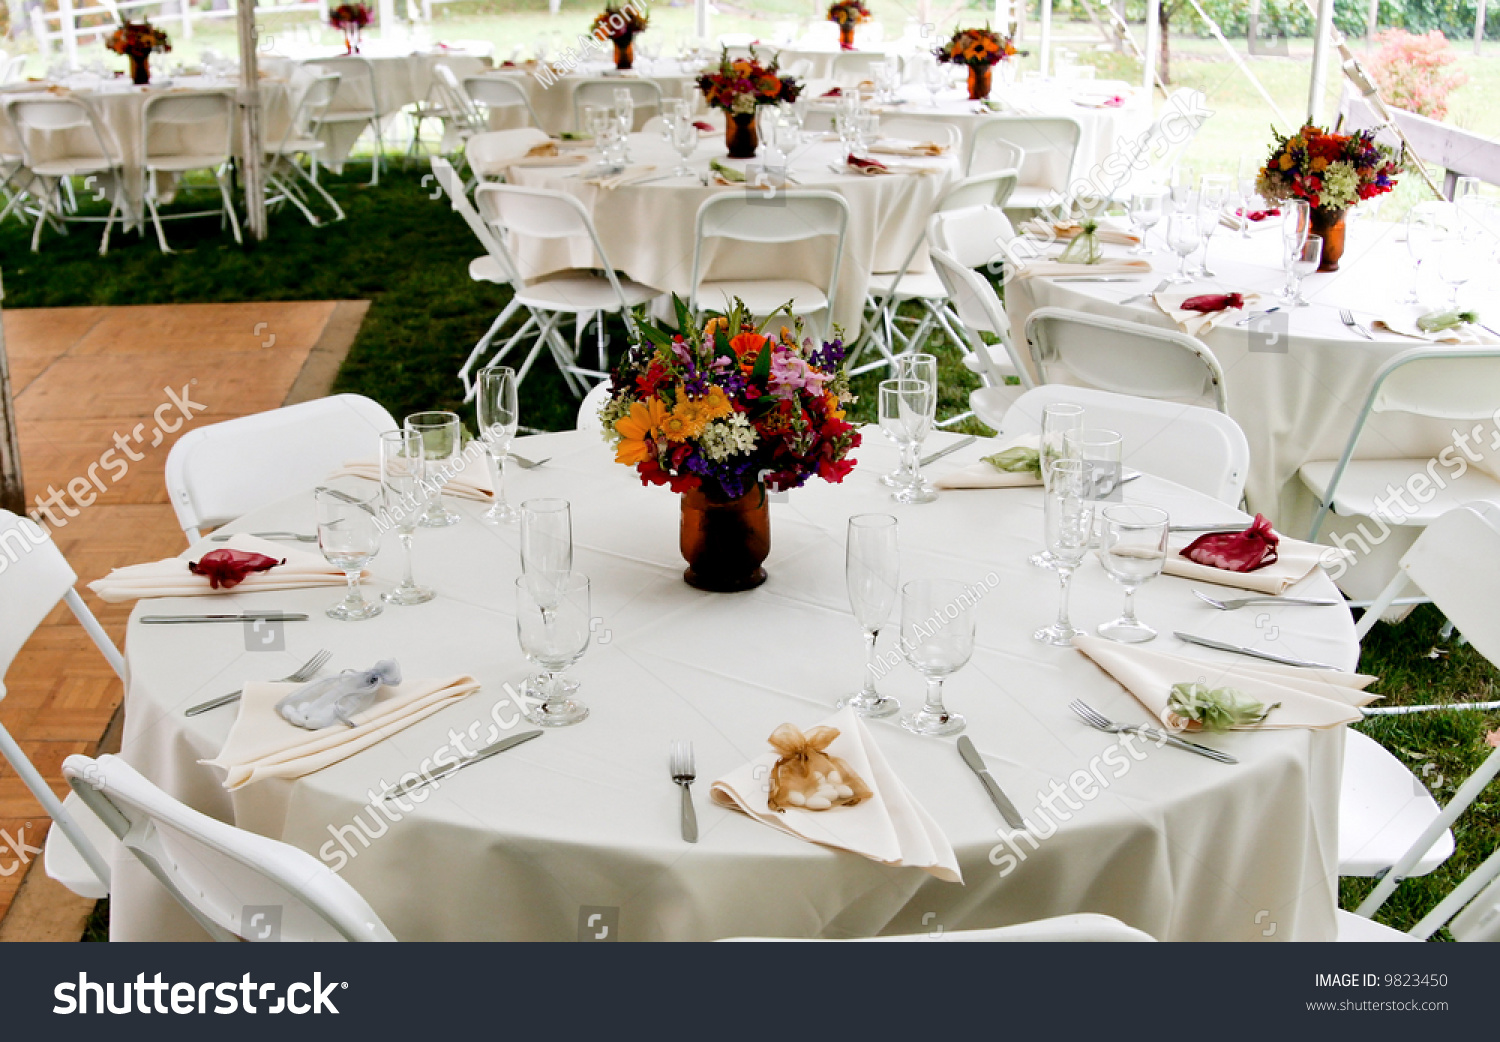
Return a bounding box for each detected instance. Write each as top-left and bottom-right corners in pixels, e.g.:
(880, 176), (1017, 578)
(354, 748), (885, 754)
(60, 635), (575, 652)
(1339, 83), (1500, 197)
(29, 0), (331, 67)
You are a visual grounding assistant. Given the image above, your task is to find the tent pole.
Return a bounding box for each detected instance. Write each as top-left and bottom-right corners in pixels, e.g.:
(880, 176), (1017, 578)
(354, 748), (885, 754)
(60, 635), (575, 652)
(694, 0), (708, 42)
(237, 0), (268, 241)
(1143, 0), (1159, 97)
(1039, 0), (1052, 76)
(1307, 0), (1334, 123)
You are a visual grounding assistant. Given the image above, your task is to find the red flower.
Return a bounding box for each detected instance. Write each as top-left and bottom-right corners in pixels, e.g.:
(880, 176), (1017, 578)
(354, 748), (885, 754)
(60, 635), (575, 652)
(637, 457), (700, 494)
(188, 549), (284, 589)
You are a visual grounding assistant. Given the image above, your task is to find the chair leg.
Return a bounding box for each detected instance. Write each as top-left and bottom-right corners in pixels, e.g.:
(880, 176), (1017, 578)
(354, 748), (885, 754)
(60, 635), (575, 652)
(369, 118), (382, 186)
(99, 190), (121, 256)
(296, 159), (346, 222)
(145, 172), (171, 253)
(515, 312), (562, 386)
(268, 173), (321, 227)
(0, 722), (111, 893)
(217, 168), (243, 245)
(458, 299), (525, 400)
(30, 177), (51, 252)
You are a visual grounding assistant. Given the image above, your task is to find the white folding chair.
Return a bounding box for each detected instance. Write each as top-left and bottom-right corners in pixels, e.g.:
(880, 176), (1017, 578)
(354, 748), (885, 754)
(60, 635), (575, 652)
(572, 78), (662, 133)
(997, 385), (1248, 504)
(1301, 349), (1500, 544)
(140, 91), (242, 253)
(262, 71), (346, 226)
(3, 95), (126, 254)
(463, 75), (543, 131)
(929, 203), (1016, 272)
(475, 182), (663, 397)
(576, 381), (612, 433)
(966, 116), (1082, 216)
(0, 510), (122, 897)
(415, 63), (487, 158)
(164, 394), (397, 543)
(929, 243), (1033, 428)
(877, 117), (962, 153)
(830, 52), (892, 87)
(61, 754), (395, 942)
(690, 190), (849, 339)
(1024, 306), (1228, 413)
(465, 127), (553, 183)
(306, 56), (384, 186)
(723, 913), (1155, 942)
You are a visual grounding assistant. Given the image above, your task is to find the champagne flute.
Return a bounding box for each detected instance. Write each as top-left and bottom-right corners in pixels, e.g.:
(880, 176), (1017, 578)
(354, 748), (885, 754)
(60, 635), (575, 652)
(316, 480), (383, 621)
(922, 57), (945, 108)
(1064, 426), (1123, 549)
(378, 430), (435, 605)
(836, 514), (901, 718)
(898, 578), (976, 737)
(1165, 212), (1201, 284)
(756, 103), (782, 162)
(1195, 175), (1231, 276)
(1033, 459), (1091, 646)
(1281, 198), (1311, 300)
(1128, 189), (1164, 255)
(854, 110), (880, 160)
(1284, 234), (1322, 307)
(476, 365), (520, 525)
(515, 572), (590, 726)
(1030, 401), (1084, 569)
(879, 378), (937, 505)
(520, 498), (573, 609)
(1097, 505), (1169, 643)
(1436, 235), (1478, 307)
(878, 353), (936, 487)
(669, 112), (699, 178)
(404, 411), (464, 527)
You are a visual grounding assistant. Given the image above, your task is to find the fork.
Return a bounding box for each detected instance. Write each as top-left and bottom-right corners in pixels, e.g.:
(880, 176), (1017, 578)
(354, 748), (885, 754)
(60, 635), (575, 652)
(1120, 278), (1170, 306)
(506, 452), (551, 470)
(1193, 589), (1342, 611)
(1339, 307), (1375, 340)
(1068, 699), (1238, 764)
(671, 741), (698, 843)
(184, 648), (332, 717)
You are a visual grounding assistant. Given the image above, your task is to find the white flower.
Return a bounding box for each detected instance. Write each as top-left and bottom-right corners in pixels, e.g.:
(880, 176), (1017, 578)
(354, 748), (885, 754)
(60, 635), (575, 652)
(698, 414), (758, 461)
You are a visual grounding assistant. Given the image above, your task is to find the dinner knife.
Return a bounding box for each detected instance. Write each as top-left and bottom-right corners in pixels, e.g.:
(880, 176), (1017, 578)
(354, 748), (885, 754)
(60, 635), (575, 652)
(211, 531), (317, 542)
(1169, 522), (1252, 533)
(1173, 631), (1343, 671)
(383, 729), (543, 800)
(141, 613), (309, 624)
(1049, 276), (1146, 283)
(920, 435), (978, 468)
(955, 736), (1025, 829)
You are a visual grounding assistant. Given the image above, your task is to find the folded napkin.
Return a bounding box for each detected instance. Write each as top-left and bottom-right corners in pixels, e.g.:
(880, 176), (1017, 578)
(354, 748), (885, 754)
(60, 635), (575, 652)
(1153, 286), (1262, 337)
(1014, 258), (1154, 280)
(870, 140), (948, 157)
(1021, 216), (1140, 246)
(88, 535), (357, 604)
(1220, 207), (1280, 232)
(1072, 93), (1126, 108)
(328, 452), (495, 502)
(203, 673), (481, 789)
(710, 708), (962, 882)
(933, 435), (1042, 490)
(583, 164), (657, 188)
(709, 158), (745, 185)
(1074, 634), (1378, 731)
(506, 152), (587, 169)
(1162, 529), (1348, 595)
(1372, 316), (1500, 345)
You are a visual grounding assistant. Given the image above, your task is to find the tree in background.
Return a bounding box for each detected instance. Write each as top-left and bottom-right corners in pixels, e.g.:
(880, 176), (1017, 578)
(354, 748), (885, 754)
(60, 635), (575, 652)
(1367, 27), (1469, 117)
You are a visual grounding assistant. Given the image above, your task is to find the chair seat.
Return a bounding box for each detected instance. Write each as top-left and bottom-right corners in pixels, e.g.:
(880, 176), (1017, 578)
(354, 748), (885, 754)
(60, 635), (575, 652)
(30, 158), (116, 177)
(868, 269), (946, 301)
(1299, 458), (1500, 526)
(516, 272), (660, 313)
(265, 138), (326, 156)
(970, 383), (1024, 430)
(314, 111), (378, 124)
(1335, 909), (1423, 942)
(696, 279), (828, 315)
(1003, 185), (1061, 211)
(146, 154), (230, 173)
(468, 255), (511, 286)
(1338, 729), (1454, 877)
(42, 790), (117, 901)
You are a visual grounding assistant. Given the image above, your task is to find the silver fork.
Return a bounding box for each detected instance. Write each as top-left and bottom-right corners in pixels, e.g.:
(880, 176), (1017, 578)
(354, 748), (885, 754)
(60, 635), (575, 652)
(1120, 278), (1170, 306)
(1193, 589), (1342, 611)
(184, 648), (332, 717)
(671, 741), (698, 843)
(1068, 699), (1238, 764)
(506, 452), (551, 470)
(1339, 307), (1375, 340)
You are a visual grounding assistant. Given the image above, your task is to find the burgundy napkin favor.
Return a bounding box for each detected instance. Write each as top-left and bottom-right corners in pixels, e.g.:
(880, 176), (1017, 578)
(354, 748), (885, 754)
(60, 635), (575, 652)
(846, 154), (890, 174)
(1180, 514), (1279, 573)
(692, 120), (714, 133)
(821, 87), (843, 97)
(1180, 292), (1245, 314)
(1235, 207), (1281, 222)
(188, 549), (285, 590)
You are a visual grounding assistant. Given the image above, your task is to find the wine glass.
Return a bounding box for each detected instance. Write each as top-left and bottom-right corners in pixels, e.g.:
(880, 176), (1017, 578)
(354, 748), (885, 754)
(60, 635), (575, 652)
(1165, 212), (1201, 284)
(898, 578), (976, 737)
(515, 572), (590, 727)
(316, 480), (383, 621)
(836, 514), (901, 718)
(1064, 427), (1123, 546)
(404, 411), (463, 527)
(658, 98), (685, 143)
(788, 94), (810, 143)
(1454, 176), (1482, 238)
(878, 353), (936, 487)
(1029, 401), (1085, 569)
(922, 57), (945, 108)
(378, 430), (435, 605)
(854, 111), (880, 159)
(1097, 505), (1169, 643)
(1284, 234), (1322, 306)
(1128, 189), (1164, 255)
(1033, 458), (1091, 646)
(520, 497), (572, 608)
(669, 112), (699, 178)
(756, 103), (782, 162)
(1195, 175), (1231, 276)
(1437, 235), (1479, 307)
(613, 87), (634, 129)
(1281, 198), (1311, 299)
(476, 365), (520, 525)
(879, 378), (937, 505)
(1404, 202), (1448, 305)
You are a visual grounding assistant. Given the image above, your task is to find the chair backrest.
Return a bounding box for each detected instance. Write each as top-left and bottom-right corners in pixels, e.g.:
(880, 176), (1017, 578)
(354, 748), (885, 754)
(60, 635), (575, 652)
(164, 394), (397, 542)
(998, 385), (1250, 504)
(142, 91), (234, 163)
(831, 52), (890, 85)
(431, 62), (483, 132)
(576, 381), (612, 433)
(64, 754), (396, 942)
(266, 70), (339, 155)
(5, 96), (118, 167)
(464, 127), (552, 181)
(878, 117), (962, 153)
(306, 56), (379, 116)
(1025, 306), (1228, 412)
(572, 78), (662, 132)
(930, 205), (1016, 271)
(431, 156), (517, 282)
(966, 116), (1082, 195)
(463, 74), (542, 129)
(928, 242), (1033, 392)
(1397, 503), (1500, 667)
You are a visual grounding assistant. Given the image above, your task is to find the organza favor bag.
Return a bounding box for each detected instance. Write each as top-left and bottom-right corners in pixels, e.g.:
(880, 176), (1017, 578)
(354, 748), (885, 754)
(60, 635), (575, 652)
(766, 723), (873, 812)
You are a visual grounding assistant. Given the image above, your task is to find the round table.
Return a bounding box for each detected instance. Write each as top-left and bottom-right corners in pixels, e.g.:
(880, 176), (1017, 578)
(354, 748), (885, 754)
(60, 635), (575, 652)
(110, 428), (1353, 941)
(481, 61), (700, 137)
(505, 130), (959, 335)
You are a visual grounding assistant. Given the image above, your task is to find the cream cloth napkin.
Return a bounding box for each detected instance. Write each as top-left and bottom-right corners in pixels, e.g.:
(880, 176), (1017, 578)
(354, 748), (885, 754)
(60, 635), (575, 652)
(203, 673), (482, 790)
(1153, 286), (1263, 337)
(870, 140), (948, 157)
(1020, 217), (1140, 246)
(328, 451), (495, 502)
(710, 708), (962, 882)
(505, 153), (588, 169)
(1163, 530), (1348, 595)
(1014, 258), (1153, 279)
(933, 434), (1042, 490)
(1372, 316), (1500, 345)
(584, 164), (657, 188)
(1219, 210), (1280, 233)
(843, 159), (940, 177)
(1074, 634), (1378, 730)
(88, 535), (357, 604)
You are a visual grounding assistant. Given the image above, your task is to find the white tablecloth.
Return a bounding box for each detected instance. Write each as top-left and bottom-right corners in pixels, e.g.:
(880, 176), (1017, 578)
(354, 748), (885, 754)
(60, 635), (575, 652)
(109, 428), (1353, 941)
(480, 61), (700, 136)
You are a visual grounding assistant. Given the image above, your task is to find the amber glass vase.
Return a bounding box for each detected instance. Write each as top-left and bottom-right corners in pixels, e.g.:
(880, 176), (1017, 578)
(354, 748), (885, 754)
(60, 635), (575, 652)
(967, 65), (992, 100)
(614, 38), (634, 70)
(725, 113), (758, 159)
(680, 485), (770, 592)
(1310, 207), (1347, 272)
(129, 54), (150, 85)
(838, 24), (855, 49)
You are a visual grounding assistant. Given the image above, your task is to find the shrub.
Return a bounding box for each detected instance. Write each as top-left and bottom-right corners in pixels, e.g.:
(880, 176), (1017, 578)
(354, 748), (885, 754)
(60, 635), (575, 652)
(1367, 28), (1469, 120)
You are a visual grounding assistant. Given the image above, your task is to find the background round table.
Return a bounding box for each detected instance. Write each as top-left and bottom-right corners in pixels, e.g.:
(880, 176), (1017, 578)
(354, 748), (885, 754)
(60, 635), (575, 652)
(482, 61), (700, 136)
(110, 428), (1354, 941)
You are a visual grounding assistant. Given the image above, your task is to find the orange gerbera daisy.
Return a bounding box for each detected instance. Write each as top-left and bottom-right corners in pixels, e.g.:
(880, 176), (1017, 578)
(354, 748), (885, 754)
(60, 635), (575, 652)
(613, 398), (669, 464)
(661, 401), (708, 442)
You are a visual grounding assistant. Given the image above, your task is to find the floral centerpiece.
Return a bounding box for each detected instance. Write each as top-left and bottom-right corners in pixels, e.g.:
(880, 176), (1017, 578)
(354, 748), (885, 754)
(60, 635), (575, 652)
(105, 21), (170, 85)
(827, 1), (871, 50)
(696, 46), (802, 158)
(329, 3), (372, 54)
(1256, 123), (1401, 271)
(934, 26), (1019, 100)
(591, 3), (649, 70)
(600, 299), (860, 591)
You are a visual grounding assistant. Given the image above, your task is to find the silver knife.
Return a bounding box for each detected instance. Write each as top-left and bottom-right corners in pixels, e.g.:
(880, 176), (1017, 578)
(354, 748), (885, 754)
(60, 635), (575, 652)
(956, 736), (1025, 829)
(141, 613), (309, 624)
(920, 435), (977, 468)
(1169, 522), (1251, 533)
(211, 531), (318, 542)
(1173, 631), (1343, 671)
(1050, 276), (1146, 282)
(383, 729), (543, 800)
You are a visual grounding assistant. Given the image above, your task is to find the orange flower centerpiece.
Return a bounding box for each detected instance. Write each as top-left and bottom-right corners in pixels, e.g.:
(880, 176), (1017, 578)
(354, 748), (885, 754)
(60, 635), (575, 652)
(329, 3), (372, 54)
(697, 46), (802, 159)
(105, 20), (170, 85)
(599, 299), (860, 591)
(591, 2), (649, 70)
(934, 26), (1018, 101)
(828, 1), (872, 50)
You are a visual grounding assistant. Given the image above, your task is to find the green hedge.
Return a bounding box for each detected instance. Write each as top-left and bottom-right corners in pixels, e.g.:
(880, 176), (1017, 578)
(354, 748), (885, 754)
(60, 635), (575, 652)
(1047, 0), (1498, 42)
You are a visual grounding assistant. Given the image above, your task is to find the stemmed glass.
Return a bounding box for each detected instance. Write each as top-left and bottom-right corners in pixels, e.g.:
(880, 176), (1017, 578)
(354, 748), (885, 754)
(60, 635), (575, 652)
(1281, 198), (1311, 299)
(854, 111), (880, 160)
(1165, 212), (1201, 283)
(922, 58), (945, 108)
(1195, 176), (1230, 276)
(1064, 427), (1124, 510)
(316, 480), (383, 621)
(1097, 505), (1169, 643)
(1437, 234), (1478, 306)
(836, 514), (901, 718)
(378, 430), (435, 605)
(757, 103), (784, 163)
(879, 378), (937, 505)
(878, 354), (935, 488)
(669, 113), (699, 177)
(1029, 401), (1084, 569)
(1128, 189), (1164, 255)
(1284, 235), (1322, 306)
(898, 579), (976, 737)
(1033, 459), (1092, 646)
(519, 498), (573, 609)
(476, 365), (520, 525)
(405, 411), (464, 527)
(657, 98), (685, 143)
(515, 572), (590, 726)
